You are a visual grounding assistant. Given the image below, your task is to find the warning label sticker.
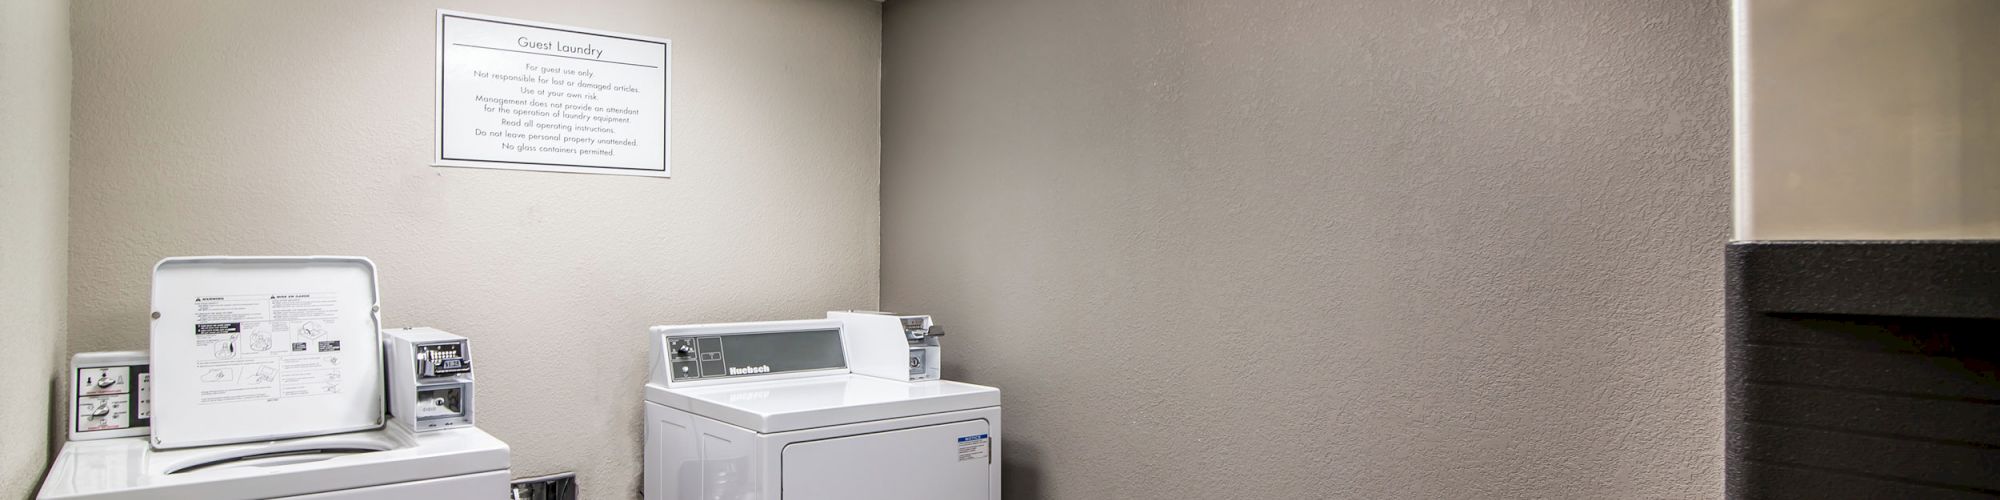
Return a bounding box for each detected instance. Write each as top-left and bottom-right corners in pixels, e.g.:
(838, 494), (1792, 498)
(956, 434), (990, 463)
(188, 293), (351, 407)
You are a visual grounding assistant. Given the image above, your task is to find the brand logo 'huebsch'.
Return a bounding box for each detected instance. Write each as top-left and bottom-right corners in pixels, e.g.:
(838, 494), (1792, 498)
(728, 365), (771, 375)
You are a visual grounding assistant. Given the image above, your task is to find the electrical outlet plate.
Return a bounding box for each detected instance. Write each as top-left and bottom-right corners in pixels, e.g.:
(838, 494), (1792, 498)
(509, 472), (577, 500)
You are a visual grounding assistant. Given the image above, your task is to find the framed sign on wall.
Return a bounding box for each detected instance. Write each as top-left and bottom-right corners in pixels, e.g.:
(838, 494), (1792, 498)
(435, 10), (671, 177)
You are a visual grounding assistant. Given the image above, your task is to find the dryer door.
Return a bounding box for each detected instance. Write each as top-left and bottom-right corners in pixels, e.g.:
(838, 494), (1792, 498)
(781, 419), (991, 500)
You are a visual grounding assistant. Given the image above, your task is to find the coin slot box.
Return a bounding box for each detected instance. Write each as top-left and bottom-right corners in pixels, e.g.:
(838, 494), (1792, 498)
(386, 327), (478, 432)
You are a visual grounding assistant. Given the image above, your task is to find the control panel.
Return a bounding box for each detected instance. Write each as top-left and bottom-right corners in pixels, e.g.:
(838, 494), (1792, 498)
(650, 320), (849, 387)
(664, 328), (845, 381)
(386, 327), (478, 432)
(70, 351), (152, 441)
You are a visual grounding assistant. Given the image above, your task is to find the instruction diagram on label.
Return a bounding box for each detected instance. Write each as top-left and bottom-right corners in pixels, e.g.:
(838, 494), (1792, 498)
(190, 293), (355, 407)
(249, 366), (278, 385)
(248, 327), (272, 352)
(436, 10), (671, 177)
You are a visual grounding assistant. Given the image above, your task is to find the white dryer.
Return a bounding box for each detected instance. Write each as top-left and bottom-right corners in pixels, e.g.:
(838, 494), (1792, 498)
(36, 425), (511, 499)
(645, 319), (1001, 500)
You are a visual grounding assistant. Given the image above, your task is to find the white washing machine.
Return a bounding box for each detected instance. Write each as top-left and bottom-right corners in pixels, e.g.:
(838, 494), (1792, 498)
(36, 425), (511, 499)
(644, 319), (1001, 500)
(39, 257), (512, 499)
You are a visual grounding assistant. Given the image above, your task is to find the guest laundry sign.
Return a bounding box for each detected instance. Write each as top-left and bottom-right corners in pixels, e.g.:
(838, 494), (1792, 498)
(436, 10), (670, 177)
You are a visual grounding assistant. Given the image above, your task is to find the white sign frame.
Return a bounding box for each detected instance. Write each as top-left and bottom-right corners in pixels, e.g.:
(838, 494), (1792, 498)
(435, 10), (671, 177)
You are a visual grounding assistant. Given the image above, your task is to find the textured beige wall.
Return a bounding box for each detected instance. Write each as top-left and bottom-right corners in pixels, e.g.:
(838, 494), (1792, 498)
(68, 1), (879, 497)
(0, 0), (70, 496)
(1737, 0), (2000, 240)
(882, 1), (1729, 498)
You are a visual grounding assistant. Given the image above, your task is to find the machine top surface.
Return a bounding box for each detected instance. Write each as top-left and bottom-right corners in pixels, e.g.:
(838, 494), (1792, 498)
(36, 426), (509, 500)
(645, 374), (999, 433)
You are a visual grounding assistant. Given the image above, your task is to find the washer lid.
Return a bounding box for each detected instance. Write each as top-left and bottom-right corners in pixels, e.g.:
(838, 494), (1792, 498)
(149, 256), (385, 449)
(35, 426), (510, 499)
(647, 374), (1000, 433)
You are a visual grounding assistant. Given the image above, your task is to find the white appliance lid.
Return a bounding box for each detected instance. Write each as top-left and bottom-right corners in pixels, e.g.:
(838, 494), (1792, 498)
(36, 427), (510, 499)
(646, 375), (1000, 433)
(149, 256), (385, 449)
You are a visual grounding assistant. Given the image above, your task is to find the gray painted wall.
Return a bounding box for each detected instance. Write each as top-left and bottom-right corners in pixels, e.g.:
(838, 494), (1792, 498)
(882, 1), (1729, 497)
(0, 0), (70, 496)
(67, 0), (879, 497)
